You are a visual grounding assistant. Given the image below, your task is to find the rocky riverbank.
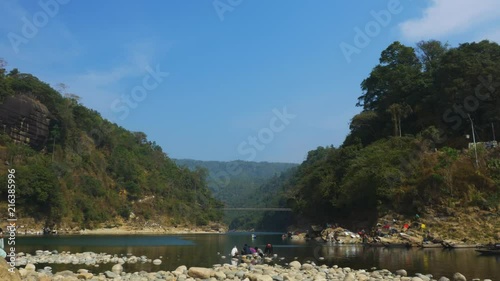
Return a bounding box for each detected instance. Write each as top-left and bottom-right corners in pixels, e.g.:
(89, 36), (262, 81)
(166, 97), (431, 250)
(7, 217), (227, 236)
(1, 253), (495, 281)
(15, 250), (162, 267)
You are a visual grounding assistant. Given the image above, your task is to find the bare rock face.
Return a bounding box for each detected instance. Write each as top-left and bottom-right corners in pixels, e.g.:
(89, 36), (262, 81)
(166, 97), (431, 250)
(0, 94), (50, 149)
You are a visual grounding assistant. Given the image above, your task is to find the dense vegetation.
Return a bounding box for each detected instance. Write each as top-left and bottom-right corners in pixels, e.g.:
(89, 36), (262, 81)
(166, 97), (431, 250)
(1, 40), (498, 234)
(286, 40), (500, 228)
(174, 159), (297, 230)
(0, 61), (223, 229)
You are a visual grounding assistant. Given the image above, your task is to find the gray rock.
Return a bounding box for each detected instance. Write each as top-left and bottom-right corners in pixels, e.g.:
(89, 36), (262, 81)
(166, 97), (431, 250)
(214, 271), (226, 280)
(236, 271), (246, 278)
(273, 275), (284, 281)
(104, 271), (118, 278)
(416, 273), (431, 281)
(453, 272), (466, 281)
(396, 269), (408, 277)
(111, 263), (123, 275)
(18, 268), (27, 278)
(344, 273), (355, 281)
(289, 261), (301, 269)
(77, 272), (94, 279)
(301, 263), (314, 270)
(438, 277), (450, 281)
(25, 264), (36, 272)
(174, 265), (187, 274)
(257, 275), (273, 281)
(188, 267), (214, 279)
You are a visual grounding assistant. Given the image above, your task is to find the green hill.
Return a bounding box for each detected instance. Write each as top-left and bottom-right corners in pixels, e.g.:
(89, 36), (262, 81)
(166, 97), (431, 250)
(0, 62), (223, 230)
(284, 40), (500, 241)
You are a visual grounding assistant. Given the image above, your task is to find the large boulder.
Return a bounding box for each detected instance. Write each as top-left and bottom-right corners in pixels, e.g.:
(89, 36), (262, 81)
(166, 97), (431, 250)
(188, 267), (214, 279)
(289, 261), (301, 269)
(111, 263), (123, 275)
(453, 272), (466, 281)
(396, 269), (408, 277)
(0, 258), (22, 281)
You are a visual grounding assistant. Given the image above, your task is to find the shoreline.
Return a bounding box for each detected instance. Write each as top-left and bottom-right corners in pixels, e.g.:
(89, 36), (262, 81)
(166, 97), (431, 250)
(8, 223), (229, 237)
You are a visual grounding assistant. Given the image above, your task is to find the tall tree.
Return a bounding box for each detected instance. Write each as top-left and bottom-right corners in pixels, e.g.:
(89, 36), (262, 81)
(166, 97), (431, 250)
(387, 103), (413, 137)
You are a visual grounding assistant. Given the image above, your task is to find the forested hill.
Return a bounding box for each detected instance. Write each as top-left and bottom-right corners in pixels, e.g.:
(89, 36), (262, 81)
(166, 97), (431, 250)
(173, 159), (297, 207)
(0, 62), (223, 229)
(286, 40), (500, 241)
(174, 159), (297, 230)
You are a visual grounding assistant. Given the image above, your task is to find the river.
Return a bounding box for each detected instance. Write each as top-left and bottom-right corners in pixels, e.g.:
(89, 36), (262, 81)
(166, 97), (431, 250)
(14, 232), (500, 280)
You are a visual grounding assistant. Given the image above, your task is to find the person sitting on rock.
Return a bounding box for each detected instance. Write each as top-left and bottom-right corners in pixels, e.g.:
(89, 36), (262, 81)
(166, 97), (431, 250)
(231, 246), (239, 258)
(242, 244), (250, 255)
(249, 247), (257, 255)
(255, 247), (264, 257)
(264, 243), (273, 255)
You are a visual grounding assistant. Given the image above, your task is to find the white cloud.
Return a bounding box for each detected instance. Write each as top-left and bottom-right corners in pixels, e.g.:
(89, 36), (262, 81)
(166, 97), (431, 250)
(399, 0), (500, 41)
(56, 40), (172, 123)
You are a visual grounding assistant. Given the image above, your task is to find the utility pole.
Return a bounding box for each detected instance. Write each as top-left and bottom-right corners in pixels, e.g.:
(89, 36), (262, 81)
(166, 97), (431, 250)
(467, 114), (479, 169)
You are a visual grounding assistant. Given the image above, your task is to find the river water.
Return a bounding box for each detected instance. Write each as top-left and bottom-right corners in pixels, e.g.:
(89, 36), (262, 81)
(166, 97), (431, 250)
(15, 232), (500, 280)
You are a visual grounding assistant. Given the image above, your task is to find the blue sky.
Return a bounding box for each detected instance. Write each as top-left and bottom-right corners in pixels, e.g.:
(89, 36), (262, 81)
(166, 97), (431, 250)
(1, 0), (500, 163)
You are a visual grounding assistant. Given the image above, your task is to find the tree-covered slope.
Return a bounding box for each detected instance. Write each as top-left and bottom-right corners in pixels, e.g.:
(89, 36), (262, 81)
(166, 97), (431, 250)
(0, 62), (223, 229)
(285, 40), (500, 240)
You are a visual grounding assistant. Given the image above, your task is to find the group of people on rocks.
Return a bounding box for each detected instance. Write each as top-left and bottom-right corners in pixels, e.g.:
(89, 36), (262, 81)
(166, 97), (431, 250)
(352, 215), (426, 243)
(231, 243), (273, 258)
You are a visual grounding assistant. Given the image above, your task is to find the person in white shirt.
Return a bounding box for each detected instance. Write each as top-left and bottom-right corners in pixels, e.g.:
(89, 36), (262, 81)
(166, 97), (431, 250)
(231, 246), (239, 258)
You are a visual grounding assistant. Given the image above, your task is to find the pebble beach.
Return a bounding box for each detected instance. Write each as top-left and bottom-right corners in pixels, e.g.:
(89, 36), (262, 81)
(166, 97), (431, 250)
(1, 250), (495, 281)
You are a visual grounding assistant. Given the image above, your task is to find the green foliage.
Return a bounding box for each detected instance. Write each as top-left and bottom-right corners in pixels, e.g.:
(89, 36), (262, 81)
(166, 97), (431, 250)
(11, 156), (65, 224)
(287, 40), (500, 226)
(0, 65), (224, 228)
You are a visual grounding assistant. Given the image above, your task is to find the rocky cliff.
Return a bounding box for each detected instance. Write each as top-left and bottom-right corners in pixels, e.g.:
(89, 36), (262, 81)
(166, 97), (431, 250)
(0, 94), (50, 149)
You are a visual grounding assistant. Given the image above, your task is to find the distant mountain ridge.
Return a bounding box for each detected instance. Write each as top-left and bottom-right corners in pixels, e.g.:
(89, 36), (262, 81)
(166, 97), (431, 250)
(173, 159), (297, 207)
(174, 159), (298, 230)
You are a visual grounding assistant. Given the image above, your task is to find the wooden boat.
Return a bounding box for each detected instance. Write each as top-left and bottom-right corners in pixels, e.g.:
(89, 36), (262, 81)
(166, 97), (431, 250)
(441, 241), (481, 249)
(476, 249), (500, 255)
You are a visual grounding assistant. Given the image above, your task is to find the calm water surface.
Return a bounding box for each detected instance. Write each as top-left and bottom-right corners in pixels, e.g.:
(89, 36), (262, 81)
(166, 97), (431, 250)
(15, 233), (500, 280)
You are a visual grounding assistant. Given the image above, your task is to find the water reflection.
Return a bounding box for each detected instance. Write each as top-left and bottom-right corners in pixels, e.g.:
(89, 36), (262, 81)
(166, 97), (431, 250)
(15, 233), (500, 280)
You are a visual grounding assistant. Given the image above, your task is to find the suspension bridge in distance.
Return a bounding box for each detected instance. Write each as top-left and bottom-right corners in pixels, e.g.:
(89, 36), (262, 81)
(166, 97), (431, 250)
(221, 207), (292, 212)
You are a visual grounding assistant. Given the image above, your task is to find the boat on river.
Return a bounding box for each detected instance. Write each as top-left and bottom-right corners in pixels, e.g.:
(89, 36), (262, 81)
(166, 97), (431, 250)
(442, 241), (482, 249)
(476, 243), (500, 255)
(476, 248), (500, 255)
